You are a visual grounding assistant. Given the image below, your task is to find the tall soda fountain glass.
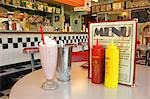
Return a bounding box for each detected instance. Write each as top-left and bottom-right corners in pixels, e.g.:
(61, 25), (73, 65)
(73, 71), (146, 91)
(39, 36), (58, 90)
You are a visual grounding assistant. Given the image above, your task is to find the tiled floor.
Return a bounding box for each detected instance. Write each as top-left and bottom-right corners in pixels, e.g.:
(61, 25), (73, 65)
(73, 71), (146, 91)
(0, 62), (41, 99)
(0, 62), (41, 77)
(0, 89), (10, 99)
(0, 96), (8, 99)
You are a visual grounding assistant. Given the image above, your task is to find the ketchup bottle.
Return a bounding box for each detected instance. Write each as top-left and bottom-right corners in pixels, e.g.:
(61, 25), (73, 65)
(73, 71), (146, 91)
(92, 39), (104, 84)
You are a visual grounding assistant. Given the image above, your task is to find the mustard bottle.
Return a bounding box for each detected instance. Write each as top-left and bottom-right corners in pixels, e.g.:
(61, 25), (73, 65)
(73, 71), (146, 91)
(104, 41), (119, 88)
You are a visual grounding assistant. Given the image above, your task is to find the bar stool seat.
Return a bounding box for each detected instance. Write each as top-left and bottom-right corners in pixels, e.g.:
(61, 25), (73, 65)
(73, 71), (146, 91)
(78, 42), (88, 51)
(23, 47), (39, 72)
(78, 42), (88, 45)
(65, 43), (77, 47)
(23, 47), (39, 54)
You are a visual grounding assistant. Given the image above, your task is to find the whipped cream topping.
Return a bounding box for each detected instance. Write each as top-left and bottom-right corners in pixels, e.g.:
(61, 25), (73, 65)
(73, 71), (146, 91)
(39, 36), (57, 47)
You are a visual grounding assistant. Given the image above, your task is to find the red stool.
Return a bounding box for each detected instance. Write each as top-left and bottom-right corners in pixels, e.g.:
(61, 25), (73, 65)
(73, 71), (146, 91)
(78, 42), (88, 51)
(23, 47), (39, 71)
(65, 43), (77, 47)
(78, 42), (88, 68)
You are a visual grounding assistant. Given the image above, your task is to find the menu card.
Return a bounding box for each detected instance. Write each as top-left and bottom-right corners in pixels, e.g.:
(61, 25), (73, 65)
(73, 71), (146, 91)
(89, 20), (137, 86)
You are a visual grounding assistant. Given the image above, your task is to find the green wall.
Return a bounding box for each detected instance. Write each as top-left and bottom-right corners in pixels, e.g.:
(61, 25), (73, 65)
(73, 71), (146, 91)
(52, 8), (87, 32)
(51, 4), (64, 31)
(52, 14), (62, 31)
(70, 11), (87, 32)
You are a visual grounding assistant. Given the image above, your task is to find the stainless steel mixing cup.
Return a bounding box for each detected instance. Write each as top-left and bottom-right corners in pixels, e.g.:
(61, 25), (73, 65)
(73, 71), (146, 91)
(56, 46), (73, 82)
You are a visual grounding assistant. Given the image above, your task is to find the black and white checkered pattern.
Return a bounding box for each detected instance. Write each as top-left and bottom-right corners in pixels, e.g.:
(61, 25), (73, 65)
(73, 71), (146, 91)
(0, 37), (40, 49)
(0, 89), (10, 97)
(0, 35), (88, 49)
(0, 33), (88, 67)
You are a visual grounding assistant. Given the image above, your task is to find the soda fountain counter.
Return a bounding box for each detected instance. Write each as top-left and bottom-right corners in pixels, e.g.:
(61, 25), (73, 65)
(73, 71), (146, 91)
(9, 62), (150, 99)
(0, 31), (88, 75)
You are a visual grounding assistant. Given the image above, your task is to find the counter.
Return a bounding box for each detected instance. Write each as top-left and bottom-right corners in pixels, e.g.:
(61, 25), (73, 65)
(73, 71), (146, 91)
(9, 62), (150, 99)
(0, 31), (88, 34)
(0, 31), (88, 67)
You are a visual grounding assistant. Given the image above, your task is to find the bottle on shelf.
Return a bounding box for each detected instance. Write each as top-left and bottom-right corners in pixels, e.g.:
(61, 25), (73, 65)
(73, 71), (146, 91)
(12, 21), (16, 30)
(8, 20), (12, 30)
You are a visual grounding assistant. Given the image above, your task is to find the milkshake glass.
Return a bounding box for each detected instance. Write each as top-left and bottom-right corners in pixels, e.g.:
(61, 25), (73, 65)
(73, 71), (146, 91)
(39, 37), (58, 90)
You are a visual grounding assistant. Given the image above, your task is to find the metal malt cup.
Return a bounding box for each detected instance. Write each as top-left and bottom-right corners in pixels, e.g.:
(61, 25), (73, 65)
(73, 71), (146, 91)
(57, 46), (73, 82)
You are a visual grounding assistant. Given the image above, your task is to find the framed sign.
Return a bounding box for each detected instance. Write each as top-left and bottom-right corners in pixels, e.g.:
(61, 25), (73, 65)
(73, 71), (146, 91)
(112, 2), (124, 10)
(95, 5), (101, 13)
(89, 20), (137, 86)
(106, 4), (112, 11)
(101, 5), (106, 12)
(131, 8), (150, 23)
(92, 6), (96, 13)
(48, 6), (53, 13)
(56, 8), (61, 14)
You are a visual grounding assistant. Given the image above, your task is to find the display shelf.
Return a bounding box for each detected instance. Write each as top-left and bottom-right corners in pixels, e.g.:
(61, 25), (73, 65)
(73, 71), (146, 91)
(0, 3), (53, 15)
(0, 31), (88, 34)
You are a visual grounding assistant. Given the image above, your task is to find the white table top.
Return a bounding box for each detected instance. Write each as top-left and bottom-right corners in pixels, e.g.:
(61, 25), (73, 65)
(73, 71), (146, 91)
(9, 62), (150, 99)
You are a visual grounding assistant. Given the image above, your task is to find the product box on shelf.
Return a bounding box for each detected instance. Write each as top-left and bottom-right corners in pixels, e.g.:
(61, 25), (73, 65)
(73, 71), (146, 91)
(0, 0), (4, 4)
(26, 1), (33, 9)
(48, 6), (53, 13)
(12, 0), (20, 6)
(5, 0), (12, 4)
(0, 7), (8, 17)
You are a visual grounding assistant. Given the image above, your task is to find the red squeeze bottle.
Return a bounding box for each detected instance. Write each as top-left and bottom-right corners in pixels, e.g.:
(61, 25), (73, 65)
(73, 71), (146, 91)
(92, 39), (104, 84)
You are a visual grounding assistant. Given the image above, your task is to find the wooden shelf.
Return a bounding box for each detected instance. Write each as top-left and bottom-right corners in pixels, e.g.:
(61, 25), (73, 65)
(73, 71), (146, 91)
(0, 31), (88, 34)
(0, 3), (52, 15)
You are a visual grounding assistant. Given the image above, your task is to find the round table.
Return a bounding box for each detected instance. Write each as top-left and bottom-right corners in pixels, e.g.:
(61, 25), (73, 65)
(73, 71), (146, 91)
(9, 62), (150, 99)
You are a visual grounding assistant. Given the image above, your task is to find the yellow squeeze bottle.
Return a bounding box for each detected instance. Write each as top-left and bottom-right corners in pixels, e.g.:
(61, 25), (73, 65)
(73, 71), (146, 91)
(104, 41), (119, 88)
